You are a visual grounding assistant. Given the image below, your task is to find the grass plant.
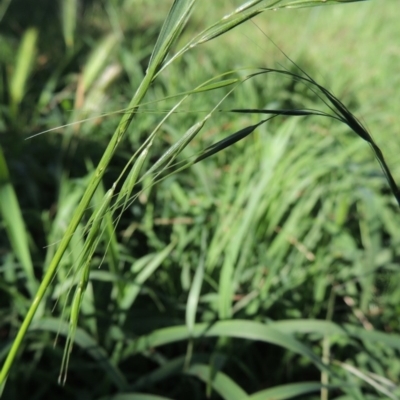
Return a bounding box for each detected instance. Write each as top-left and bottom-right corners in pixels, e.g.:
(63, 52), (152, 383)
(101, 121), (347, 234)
(1, 0), (400, 399)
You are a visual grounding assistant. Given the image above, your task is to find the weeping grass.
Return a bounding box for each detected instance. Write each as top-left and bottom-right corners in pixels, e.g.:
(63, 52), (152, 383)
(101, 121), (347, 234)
(1, 0), (400, 399)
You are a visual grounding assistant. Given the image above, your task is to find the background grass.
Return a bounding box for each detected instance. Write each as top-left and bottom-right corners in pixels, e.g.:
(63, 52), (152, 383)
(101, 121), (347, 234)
(1, 0), (400, 399)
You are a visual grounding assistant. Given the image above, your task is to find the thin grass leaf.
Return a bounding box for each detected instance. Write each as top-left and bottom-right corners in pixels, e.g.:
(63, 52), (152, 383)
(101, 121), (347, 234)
(146, 120), (205, 177)
(186, 230), (207, 333)
(82, 34), (120, 93)
(115, 148), (149, 212)
(0, 146), (36, 296)
(121, 319), (330, 374)
(344, 324), (400, 352)
(9, 27), (38, 117)
(334, 360), (398, 400)
(80, 63), (122, 120)
(248, 382), (341, 400)
(192, 78), (239, 92)
(119, 242), (175, 313)
(272, 319), (400, 353)
(186, 363), (249, 400)
(218, 251), (236, 320)
(61, 0), (78, 49)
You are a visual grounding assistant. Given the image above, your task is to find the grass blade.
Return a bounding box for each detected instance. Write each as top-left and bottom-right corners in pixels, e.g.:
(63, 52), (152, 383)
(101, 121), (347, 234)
(119, 242), (176, 313)
(249, 382), (339, 400)
(186, 230), (207, 333)
(82, 34), (120, 93)
(61, 0), (78, 49)
(0, 145), (36, 296)
(8, 27), (38, 117)
(122, 319), (328, 373)
(186, 363), (249, 400)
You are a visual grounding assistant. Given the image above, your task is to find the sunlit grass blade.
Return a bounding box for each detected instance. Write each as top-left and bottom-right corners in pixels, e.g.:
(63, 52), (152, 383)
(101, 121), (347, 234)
(82, 34), (120, 93)
(185, 229), (207, 333)
(61, 0), (78, 49)
(8, 27), (38, 118)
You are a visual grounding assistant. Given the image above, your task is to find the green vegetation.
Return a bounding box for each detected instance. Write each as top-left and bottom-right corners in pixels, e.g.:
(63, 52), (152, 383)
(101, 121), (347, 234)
(1, 0), (400, 399)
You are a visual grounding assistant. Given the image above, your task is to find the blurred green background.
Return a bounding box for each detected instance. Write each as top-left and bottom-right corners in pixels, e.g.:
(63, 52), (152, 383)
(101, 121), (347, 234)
(1, 0), (400, 399)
